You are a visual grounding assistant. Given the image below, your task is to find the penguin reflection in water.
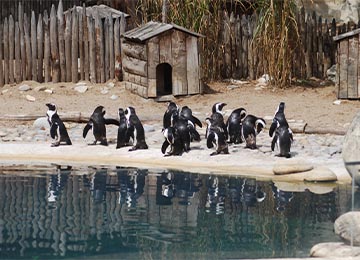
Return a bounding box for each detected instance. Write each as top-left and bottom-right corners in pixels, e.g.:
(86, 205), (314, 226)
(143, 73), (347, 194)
(83, 105), (119, 146)
(45, 103), (72, 147)
(125, 106), (148, 151)
(269, 102), (293, 158)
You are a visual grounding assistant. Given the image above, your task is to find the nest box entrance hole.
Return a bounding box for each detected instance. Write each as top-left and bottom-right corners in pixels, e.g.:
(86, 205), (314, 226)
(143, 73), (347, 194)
(156, 63), (172, 96)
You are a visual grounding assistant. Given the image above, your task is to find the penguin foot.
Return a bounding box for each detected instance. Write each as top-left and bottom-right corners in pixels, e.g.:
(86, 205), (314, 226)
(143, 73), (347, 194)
(210, 151), (219, 156)
(129, 146), (137, 151)
(51, 142), (60, 147)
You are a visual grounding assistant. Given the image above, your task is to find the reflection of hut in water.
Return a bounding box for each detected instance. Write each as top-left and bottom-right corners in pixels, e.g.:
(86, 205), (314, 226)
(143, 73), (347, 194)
(122, 21), (204, 98)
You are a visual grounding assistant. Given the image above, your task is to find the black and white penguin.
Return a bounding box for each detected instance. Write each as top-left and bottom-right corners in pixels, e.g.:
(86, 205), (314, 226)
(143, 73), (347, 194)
(271, 119), (293, 158)
(83, 105), (119, 146)
(206, 102), (228, 139)
(269, 101), (289, 137)
(163, 101), (179, 130)
(125, 106), (148, 151)
(180, 106), (202, 128)
(170, 111), (193, 152)
(46, 103), (72, 147)
(116, 108), (133, 149)
(205, 117), (229, 156)
(226, 107), (247, 144)
(161, 126), (184, 156)
(241, 115), (266, 149)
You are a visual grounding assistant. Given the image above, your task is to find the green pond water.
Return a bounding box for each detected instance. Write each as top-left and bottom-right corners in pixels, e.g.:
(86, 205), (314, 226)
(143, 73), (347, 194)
(0, 166), (357, 259)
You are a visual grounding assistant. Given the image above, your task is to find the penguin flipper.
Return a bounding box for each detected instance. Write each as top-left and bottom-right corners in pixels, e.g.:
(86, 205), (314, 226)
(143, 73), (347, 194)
(271, 135), (278, 151)
(161, 141), (170, 154)
(83, 122), (92, 138)
(189, 127), (201, 142)
(191, 116), (203, 128)
(269, 121), (277, 137)
(207, 133), (215, 148)
(50, 123), (58, 139)
(105, 118), (120, 126)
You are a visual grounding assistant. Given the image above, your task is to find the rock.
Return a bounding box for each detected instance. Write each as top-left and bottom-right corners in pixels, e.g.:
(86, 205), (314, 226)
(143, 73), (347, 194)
(333, 100), (341, 105)
(34, 86), (46, 92)
(26, 95), (36, 102)
(273, 163), (314, 175)
(110, 94), (118, 100)
(2, 89), (9, 94)
(227, 84), (239, 90)
(101, 88), (109, 94)
(334, 212), (360, 246)
(343, 110), (360, 186)
(304, 167), (338, 182)
(326, 64), (336, 83)
(310, 242), (360, 257)
(44, 89), (53, 94)
(33, 117), (49, 130)
(107, 82), (115, 88)
(18, 84), (31, 91)
(0, 130), (7, 137)
(74, 85), (88, 93)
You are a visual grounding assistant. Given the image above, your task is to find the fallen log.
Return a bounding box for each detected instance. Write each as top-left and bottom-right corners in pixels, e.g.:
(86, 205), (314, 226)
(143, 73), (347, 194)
(0, 112), (90, 123)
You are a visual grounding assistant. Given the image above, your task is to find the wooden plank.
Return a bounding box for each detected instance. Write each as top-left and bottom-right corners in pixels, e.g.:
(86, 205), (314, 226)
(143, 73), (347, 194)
(57, 0), (66, 82)
(305, 14), (313, 78)
(104, 16), (110, 81)
(31, 11), (37, 81)
(71, 7), (79, 83)
(122, 41), (147, 61)
(108, 15), (114, 79)
(83, 4), (89, 81)
(224, 11), (231, 78)
(50, 5), (60, 82)
(333, 28), (360, 42)
(241, 14), (248, 79)
(18, 3), (25, 81)
(88, 16), (96, 83)
(65, 12), (72, 82)
(147, 37), (159, 97)
(159, 33), (171, 63)
(37, 14), (43, 83)
(8, 15), (14, 84)
(338, 40), (348, 98)
(186, 36), (199, 94)
(119, 13), (126, 80)
(0, 25), (3, 87)
(3, 18), (9, 84)
(235, 15), (242, 79)
(317, 16), (324, 78)
(78, 7), (84, 80)
(171, 30), (187, 95)
(359, 33), (360, 98)
(347, 36), (358, 98)
(114, 17), (120, 80)
(44, 10), (50, 83)
(94, 10), (101, 82)
(122, 55), (147, 77)
(15, 22), (21, 83)
(230, 12), (237, 79)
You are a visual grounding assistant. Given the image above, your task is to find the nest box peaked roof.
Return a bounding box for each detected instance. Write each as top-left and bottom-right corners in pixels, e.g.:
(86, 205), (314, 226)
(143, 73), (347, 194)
(123, 21), (204, 42)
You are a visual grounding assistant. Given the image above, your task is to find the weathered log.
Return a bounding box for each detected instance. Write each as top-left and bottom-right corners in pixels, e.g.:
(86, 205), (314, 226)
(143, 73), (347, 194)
(122, 55), (147, 77)
(0, 113), (90, 123)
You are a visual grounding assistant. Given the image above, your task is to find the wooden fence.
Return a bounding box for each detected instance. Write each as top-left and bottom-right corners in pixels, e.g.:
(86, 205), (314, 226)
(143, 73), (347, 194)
(204, 8), (359, 81)
(0, 0), (126, 87)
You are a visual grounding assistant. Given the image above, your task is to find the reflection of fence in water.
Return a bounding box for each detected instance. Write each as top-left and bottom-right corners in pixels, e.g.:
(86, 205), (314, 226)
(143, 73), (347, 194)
(0, 170), (348, 257)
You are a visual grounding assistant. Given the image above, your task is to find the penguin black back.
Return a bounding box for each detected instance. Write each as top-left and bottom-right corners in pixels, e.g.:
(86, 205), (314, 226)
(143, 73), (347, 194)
(242, 115), (266, 149)
(269, 102), (289, 137)
(163, 101), (179, 129)
(226, 107), (247, 144)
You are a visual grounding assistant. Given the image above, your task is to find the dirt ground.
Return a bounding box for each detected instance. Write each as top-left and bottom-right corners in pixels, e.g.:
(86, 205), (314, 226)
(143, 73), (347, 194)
(0, 79), (360, 132)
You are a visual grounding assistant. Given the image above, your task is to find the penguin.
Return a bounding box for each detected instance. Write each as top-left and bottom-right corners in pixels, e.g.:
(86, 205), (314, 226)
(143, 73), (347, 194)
(271, 119), (293, 158)
(163, 101), (179, 130)
(241, 115), (266, 149)
(180, 106), (202, 128)
(226, 107), (247, 144)
(170, 110), (193, 152)
(269, 101), (289, 137)
(161, 126), (184, 156)
(83, 105), (119, 146)
(207, 102), (228, 139)
(205, 117), (229, 156)
(45, 103), (72, 147)
(116, 108), (134, 149)
(125, 106), (148, 151)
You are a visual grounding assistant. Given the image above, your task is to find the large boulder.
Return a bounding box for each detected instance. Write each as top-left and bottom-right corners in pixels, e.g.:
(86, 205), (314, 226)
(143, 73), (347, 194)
(334, 211), (360, 246)
(342, 110), (360, 186)
(310, 242), (360, 257)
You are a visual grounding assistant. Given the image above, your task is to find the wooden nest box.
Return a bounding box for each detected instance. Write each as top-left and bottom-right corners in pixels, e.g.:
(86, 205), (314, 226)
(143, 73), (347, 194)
(122, 21), (204, 98)
(333, 28), (360, 99)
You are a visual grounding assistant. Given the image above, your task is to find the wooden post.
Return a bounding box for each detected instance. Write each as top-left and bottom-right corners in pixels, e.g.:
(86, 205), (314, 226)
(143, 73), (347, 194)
(120, 13), (126, 80)
(224, 11), (231, 78)
(79, 7), (84, 80)
(24, 13), (32, 80)
(0, 25), (3, 87)
(88, 16), (96, 83)
(241, 14), (248, 79)
(37, 14), (43, 82)
(104, 16), (110, 81)
(305, 14), (313, 78)
(44, 10), (50, 83)
(8, 15), (14, 84)
(94, 10), (104, 83)
(50, 4), (60, 83)
(58, 0), (66, 82)
(18, 2), (25, 81)
(317, 16), (324, 78)
(3, 18), (9, 84)
(65, 12), (72, 82)
(31, 11), (37, 81)
(114, 17), (121, 80)
(109, 15), (114, 79)
(15, 22), (21, 83)
(71, 7), (79, 83)
(83, 4), (89, 81)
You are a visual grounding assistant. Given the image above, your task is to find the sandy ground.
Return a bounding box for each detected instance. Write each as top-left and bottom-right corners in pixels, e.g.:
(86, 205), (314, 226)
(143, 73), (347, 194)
(0, 79), (359, 184)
